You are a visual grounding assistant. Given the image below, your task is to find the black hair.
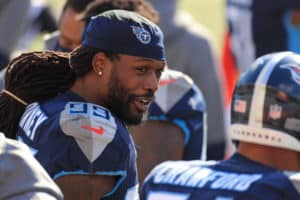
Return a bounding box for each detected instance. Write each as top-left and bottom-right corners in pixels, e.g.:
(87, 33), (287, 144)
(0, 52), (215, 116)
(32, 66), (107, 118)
(78, 0), (159, 24)
(62, 0), (94, 13)
(0, 51), (75, 138)
(59, 0), (95, 25)
(70, 45), (119, 77)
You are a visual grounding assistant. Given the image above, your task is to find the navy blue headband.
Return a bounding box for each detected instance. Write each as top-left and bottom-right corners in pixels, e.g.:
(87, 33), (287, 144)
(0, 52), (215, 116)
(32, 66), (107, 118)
(82, 10), (166, 62)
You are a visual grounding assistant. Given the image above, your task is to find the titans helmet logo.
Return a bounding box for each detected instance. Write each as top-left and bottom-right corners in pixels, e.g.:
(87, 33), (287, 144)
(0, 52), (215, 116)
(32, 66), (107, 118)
(280, 64), (300, 85)
(131, 26), (151, 44)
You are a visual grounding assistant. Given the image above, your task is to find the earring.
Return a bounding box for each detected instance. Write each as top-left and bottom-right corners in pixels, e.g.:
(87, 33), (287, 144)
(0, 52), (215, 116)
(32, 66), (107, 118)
(98, 71), (102, 76)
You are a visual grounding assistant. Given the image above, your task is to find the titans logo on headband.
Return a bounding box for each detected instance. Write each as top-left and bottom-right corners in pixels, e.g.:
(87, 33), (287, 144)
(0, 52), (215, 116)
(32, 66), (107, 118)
(131, 26), (151, 44)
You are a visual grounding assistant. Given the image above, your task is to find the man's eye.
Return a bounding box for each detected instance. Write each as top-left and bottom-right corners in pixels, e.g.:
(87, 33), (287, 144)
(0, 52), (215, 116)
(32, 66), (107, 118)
(137, 67), (147, 73)
(156, 69), (163, 79)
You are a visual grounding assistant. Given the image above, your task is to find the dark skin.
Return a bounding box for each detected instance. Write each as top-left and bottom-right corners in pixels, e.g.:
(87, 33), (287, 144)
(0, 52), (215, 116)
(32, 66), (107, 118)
(55, 175), (116, 200)
(72, 53), (165, 124)
(237, 142), (300, 171)
(129, 120), (185, 183)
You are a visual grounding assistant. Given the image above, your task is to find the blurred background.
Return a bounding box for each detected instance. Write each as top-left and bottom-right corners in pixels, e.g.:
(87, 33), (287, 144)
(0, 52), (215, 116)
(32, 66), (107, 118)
(179, 0), (225, 53)
(43, 0), (225, 54)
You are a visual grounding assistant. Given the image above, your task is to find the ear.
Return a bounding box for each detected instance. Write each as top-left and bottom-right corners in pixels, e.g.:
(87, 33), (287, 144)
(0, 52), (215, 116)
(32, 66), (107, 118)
(92, 52), (106, 75)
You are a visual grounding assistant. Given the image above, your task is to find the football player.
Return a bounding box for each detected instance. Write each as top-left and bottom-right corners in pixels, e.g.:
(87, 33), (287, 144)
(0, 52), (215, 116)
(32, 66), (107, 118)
(1, 10), (166, 200)
(129, 67), (207, 183)
(45, 0), (208, 185)
(141, 52), (300, 200)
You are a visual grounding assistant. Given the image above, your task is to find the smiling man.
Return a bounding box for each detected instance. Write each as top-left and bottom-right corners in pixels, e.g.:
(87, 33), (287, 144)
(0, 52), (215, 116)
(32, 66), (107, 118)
(15, 10), (166, 200)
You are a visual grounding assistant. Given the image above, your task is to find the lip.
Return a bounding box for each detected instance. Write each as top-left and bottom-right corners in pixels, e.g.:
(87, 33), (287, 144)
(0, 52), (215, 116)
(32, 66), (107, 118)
(133, 96), (154, 113)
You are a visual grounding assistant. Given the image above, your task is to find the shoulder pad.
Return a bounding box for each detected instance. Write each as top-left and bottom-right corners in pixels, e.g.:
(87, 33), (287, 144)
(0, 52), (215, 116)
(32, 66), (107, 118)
(60, 102), (117, 163)
(153, 68), (206, 114)
(155, 69), (194, 111)
(147, 69), (206, 149)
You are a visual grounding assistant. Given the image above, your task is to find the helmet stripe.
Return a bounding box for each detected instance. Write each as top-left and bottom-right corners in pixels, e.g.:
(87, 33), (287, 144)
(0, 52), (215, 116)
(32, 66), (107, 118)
(248, 52), (292, 127)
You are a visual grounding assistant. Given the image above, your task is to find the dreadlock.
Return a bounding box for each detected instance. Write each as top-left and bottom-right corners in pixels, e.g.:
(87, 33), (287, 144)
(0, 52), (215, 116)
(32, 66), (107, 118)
(0, 51), (75, 139)
(77, 0), (159, 24)
(70, 45), (119, 78)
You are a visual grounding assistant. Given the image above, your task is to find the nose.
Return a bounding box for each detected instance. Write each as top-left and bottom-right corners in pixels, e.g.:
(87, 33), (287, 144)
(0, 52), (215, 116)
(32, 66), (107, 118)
(144, 71), (159, 92)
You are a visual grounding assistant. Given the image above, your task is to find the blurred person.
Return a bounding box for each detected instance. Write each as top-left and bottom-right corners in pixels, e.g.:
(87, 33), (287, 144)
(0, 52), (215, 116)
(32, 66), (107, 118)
(16, 0), (57, 51)
(148, 0), (227, 160)
(141, 52), (300, 200)
(1, 10), (166, 200)
(0, 132), (63, 200)
(0, 0), (31, 70)
(0, 0), (57, 89)
(44, 0), (94, 51)
(129, 68), (207, 183)
(222, 0), (300, 114)
(78, 0), (159, 23)
(44, 0), (159, 52)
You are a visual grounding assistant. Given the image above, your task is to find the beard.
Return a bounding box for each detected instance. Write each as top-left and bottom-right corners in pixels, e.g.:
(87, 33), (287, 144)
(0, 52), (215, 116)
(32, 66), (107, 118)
(105, 72), (153, 125)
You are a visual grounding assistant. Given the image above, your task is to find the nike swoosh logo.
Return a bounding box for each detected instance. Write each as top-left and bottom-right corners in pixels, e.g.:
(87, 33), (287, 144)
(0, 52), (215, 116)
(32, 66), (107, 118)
(81, 125), (104, 135)
(159, 79), (177, 86)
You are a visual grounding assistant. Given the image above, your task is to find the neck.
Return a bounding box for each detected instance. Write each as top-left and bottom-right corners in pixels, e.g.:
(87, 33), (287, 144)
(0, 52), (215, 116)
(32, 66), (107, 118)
(237, 142), (300, 171)
(70, 73), (103, 105)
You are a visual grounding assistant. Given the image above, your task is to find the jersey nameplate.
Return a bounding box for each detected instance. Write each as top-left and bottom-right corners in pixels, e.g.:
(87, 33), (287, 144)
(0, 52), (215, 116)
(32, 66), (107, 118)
(152, 162), (262, 192)
(19, 103), (48, 140)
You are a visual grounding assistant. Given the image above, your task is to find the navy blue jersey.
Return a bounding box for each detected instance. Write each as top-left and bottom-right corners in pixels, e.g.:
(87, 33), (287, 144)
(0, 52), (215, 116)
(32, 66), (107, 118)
(17, 91), (139, 200)
(226, 0), (300, 73)
(288, 172), (300, 194)
(147, 69), (207, 160)
(141, 153), (300, 200)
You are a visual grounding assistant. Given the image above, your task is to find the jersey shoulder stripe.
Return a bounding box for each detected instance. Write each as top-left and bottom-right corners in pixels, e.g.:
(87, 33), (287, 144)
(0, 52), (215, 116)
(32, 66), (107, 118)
(59, 101), (117, 162)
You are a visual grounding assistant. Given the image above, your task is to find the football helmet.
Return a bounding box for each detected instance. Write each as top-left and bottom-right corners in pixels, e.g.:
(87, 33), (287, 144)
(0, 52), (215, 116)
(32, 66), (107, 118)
(230, 51), (300, 151)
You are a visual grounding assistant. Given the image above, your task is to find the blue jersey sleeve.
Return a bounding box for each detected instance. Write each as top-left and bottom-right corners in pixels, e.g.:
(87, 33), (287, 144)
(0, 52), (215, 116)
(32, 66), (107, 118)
(142, 157), (300, 200)
(17, 101), (138, 198)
